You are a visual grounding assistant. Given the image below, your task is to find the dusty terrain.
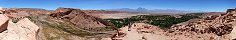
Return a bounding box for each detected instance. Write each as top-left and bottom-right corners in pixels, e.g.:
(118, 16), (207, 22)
(87, 13), (149, 19)
(83, 10), (150, 19)
(111, 8), (236, 40)
(0, 7), (236, 40)
(0, 8), (118, 40)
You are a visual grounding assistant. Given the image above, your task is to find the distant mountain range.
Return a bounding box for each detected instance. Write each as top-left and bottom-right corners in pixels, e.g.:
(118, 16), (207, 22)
(107, 7), (201, 14)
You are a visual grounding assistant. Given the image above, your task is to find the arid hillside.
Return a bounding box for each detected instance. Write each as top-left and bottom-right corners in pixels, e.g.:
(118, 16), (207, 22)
(51, 8), (114, 29)
(0, 7), (235, 40)
(0, 8), (119, 40)
(111, 8), (236, 40)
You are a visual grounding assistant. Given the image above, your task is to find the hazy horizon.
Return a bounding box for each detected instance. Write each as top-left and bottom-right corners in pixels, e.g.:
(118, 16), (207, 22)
(0, 0), (235, 12)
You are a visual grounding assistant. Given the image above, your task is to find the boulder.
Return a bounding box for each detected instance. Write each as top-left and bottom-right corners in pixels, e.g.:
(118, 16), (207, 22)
(0, 18), (39, 40)
(0, 14), (9, 32)
(16, 18), (39, 40)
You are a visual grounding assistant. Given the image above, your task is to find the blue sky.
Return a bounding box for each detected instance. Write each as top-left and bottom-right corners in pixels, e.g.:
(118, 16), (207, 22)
(0, 0), (235, 12)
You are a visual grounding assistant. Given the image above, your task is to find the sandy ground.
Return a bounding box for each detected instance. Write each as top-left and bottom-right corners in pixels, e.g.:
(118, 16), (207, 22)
(112, 23), (171, 40)
(87, 13), (149, 19)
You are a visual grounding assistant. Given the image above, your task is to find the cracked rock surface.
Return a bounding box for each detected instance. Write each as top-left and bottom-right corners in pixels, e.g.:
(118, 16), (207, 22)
(0, 16), (39, 40)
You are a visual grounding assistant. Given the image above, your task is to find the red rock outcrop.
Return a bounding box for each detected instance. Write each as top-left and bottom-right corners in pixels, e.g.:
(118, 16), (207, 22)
(111, 8), (236, 40)
(1, 7), (113, 28)
(50, 8), (114, 31)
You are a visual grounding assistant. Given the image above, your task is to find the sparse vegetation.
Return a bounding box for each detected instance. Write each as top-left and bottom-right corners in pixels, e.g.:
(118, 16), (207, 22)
(28, 15), (97, 36)
(26, 15), (101, 40)
(106, 13), (204, 29)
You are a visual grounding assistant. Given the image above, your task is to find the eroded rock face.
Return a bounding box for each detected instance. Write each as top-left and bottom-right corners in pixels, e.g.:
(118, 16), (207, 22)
(111, 8), (236, 40)
(50, 8), (113, 29)
(0, 18), (39, 40)
(0, 14), (9, 32)
(112, 23), (232, 40)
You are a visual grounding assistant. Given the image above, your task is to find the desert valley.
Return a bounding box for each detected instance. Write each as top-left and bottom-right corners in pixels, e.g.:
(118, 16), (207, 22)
(0, 0), (235, 40)
(0, 7), (236, 40)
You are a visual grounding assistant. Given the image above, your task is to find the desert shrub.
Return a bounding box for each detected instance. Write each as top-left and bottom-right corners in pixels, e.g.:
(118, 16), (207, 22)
(106, 13), (203, 29)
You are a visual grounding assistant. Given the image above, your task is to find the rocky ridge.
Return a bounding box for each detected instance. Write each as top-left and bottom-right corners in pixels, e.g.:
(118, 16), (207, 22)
(50, 8), (115, 31)
(1, 7), (235, 40)
(0, 8), (118, 40)
(2, 8), (52, 18)
(111, 8), (236, 40)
